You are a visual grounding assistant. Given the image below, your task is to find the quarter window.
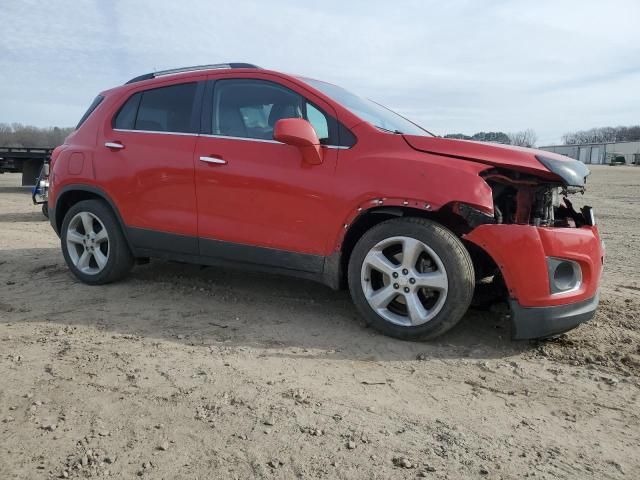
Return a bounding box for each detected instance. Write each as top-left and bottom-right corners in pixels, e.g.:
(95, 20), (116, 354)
(76, 95), (104, 129)
(306, 103), (329, 140)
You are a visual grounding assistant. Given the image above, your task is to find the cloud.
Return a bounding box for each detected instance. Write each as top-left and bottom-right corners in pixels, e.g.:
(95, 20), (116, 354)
(1, 0), (638, 144)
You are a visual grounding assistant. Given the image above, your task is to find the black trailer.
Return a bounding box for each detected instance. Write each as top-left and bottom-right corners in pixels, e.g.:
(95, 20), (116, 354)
(0, 146), (53, 186)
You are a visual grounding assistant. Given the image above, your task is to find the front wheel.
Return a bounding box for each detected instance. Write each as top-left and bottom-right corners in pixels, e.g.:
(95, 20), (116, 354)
(60, 199), (134, 285)
(348, 217), (475, 340)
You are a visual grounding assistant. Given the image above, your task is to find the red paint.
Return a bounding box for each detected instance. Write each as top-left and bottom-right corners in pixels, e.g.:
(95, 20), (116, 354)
(403, 135), (571, 179)
(193, 135), (338, 255)
(273, 118), (322, 165)
(49, 66), (604, 311)
(67, 152), (85, 175)
(465, 225), (603, 307)
(94, 130), (199, 237)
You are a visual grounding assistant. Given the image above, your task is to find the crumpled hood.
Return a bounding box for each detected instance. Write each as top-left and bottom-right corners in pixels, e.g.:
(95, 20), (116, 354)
(403, 135), (590, 187)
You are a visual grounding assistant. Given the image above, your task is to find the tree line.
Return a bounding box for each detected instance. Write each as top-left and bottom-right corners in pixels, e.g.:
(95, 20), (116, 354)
(561, 125), (640, 145)
(444, 129), (538, 147)
(0, 123), (74, 148)
(4, 122), (638, 149)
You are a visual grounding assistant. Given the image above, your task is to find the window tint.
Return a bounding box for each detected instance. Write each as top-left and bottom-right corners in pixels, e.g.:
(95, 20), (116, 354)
(113, 93), (141, 130)
(211, 79), (346, 145)
(213, 79), (302, 140)
(338, 122), (357, 148)
(122, 83), (197, 133)
(76, 95), (104, 129)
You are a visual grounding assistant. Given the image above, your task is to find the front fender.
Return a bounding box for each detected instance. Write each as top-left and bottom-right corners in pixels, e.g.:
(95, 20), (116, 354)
(330, 153), (494, 251)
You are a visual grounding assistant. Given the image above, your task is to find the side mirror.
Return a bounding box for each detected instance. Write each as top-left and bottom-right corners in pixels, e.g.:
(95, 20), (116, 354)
(273, 118), (323, 165)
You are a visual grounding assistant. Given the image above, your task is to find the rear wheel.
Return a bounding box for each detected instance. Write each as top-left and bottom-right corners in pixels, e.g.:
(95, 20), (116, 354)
(348, 217), (474, 340)
(61, 199), (133, 285)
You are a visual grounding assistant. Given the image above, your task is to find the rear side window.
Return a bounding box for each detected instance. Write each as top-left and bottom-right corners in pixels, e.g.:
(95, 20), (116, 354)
(113, 82), (197, 133)
(76, 95), (104, 129)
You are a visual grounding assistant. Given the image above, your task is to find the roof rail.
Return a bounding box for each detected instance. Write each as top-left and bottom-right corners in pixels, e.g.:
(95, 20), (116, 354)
(125, 63), (261, 84)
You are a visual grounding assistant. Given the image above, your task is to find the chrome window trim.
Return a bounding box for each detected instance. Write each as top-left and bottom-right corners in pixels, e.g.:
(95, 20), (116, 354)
(199, 134), (283, 145)
(113, 128), (198, 137)
(112, 129), (352, 149)
(200, 134), (351, 149)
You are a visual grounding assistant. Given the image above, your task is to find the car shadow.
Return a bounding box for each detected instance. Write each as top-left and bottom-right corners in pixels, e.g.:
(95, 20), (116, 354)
(1, 248), (533, 362)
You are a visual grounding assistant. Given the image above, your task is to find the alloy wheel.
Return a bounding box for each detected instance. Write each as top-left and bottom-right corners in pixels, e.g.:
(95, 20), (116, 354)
(65, 211), (110, 275)
(360, 236), (448, 326)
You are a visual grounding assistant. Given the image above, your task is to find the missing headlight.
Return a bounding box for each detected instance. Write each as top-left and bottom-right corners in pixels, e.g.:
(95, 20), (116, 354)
(482, 169), (595, 228)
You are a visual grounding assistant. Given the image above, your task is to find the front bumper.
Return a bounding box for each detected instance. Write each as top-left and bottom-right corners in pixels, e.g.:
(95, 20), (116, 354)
(510, 292), (599, 339)
(465, 224), (604, 339)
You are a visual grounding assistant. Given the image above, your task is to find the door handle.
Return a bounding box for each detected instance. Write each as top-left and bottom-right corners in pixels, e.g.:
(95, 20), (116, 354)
(199, 156), (227, 165)
(105, 142), (124, 150)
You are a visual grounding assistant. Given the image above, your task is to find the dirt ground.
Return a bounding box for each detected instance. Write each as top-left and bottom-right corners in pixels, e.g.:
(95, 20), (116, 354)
(1, 166), (639, 479)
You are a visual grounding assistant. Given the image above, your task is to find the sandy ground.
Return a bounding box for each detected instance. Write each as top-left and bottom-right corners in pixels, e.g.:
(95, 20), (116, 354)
(0, 166), (639, 479)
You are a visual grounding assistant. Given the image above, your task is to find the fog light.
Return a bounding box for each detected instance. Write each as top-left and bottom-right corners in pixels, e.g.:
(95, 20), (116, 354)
(547, 257), (582, 294)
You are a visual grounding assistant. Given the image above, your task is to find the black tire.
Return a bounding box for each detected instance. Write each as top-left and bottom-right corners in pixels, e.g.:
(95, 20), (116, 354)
(41, 203), (49, 219)
(60, 199), (134, 285)
(348, 217), (474, 340)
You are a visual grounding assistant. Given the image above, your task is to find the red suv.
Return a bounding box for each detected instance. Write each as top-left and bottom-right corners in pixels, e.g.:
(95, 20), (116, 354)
(48, 63), (604, 340)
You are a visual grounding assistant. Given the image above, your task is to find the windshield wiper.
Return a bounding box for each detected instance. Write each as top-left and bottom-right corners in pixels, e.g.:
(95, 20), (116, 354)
(376, 126), (403, 134)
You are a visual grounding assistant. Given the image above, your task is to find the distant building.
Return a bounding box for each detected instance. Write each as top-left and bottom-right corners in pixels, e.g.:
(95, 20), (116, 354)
(539, 140), (640, 165)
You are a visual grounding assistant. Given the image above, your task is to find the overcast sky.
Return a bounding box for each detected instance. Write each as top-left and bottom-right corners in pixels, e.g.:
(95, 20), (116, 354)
(1, 0), (639, 145)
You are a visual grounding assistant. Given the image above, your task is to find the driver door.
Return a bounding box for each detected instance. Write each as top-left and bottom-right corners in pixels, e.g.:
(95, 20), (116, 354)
(193, 77), (338, 271)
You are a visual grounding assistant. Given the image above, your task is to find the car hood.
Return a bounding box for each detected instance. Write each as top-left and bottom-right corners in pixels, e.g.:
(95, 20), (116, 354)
(402, 135), (590, 187)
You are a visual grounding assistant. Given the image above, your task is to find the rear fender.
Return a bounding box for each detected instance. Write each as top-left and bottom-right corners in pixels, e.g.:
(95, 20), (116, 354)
(51, 184), (135, 254)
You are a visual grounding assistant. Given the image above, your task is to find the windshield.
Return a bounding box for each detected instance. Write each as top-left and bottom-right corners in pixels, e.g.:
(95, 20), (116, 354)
(300, 78), (433, 136)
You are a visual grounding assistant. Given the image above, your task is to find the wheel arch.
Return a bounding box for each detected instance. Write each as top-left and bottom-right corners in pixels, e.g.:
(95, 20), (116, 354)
(335, 202), (498, 289)
(53, 184), (135, 253)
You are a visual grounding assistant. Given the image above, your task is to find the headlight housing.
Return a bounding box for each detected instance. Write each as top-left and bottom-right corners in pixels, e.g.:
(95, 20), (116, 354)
(536, 155), (590, 188)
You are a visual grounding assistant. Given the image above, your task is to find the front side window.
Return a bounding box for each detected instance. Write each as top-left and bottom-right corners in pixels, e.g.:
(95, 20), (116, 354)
(113, 82), (197, 133)
(211, 79), (339, 145)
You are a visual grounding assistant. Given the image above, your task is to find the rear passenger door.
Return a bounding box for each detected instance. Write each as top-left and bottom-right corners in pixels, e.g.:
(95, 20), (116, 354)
(97, 80), (204, 254)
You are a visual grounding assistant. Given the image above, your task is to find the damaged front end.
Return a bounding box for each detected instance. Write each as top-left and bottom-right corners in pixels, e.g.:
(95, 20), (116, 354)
(399, 134), (604, 338)
(451, 155), (595, 230)
(483, 164), (595, 229)
(460, 156), (603, 339)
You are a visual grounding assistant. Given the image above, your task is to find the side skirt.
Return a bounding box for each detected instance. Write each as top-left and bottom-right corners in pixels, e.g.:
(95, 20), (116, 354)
(126, 227), (341, 289)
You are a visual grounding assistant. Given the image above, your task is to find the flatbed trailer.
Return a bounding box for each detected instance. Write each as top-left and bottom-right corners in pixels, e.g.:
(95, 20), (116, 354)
(0, 147), (53, 186)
